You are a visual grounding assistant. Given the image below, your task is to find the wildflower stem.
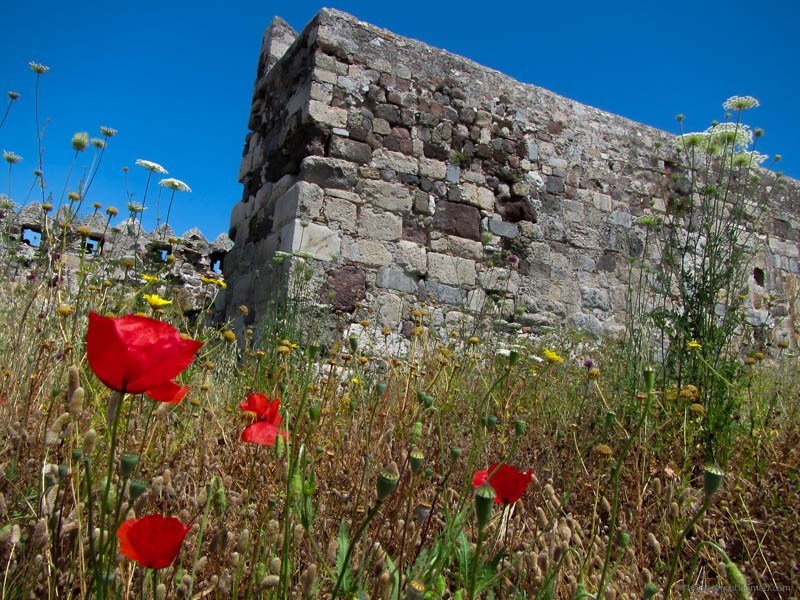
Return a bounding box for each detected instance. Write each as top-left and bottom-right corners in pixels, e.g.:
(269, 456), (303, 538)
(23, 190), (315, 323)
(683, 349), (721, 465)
(467, 522), (486, 600)
(662, 495), (713, 599)
(330, 500), (382, 597)
(33, 72), (46, 204)
(0, 98), (15, 131)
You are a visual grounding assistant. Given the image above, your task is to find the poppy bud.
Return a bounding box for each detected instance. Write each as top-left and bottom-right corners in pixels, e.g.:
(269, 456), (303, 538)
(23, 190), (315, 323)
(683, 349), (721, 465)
(410, 421), (423, 446)
(409, 448), (424, 474)
(120, 454), (138, 478)
(376, 382), (387, 396)
(71, 448), (83, 463)
(349, 336), (358, 353)
(475, 483), (495, 530)
(58, 464), (69, 481)
(308, 405), (320, 423)
(129, 479), (147, 502)
(642, 583), (659, 599)
(514, 419), (526, 436)
(83, 428), (97, 455)
(376, 462), (400, 502)
(703, 464), (724, 499)
(604, 411), (616, 429)
(450, 446), (462, 462)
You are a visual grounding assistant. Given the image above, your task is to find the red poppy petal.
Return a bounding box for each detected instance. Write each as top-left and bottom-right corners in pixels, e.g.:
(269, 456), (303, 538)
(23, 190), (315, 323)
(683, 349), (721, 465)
(87, 312), (202, 394)
(117, 518), (145, 565)
(146, 381), (190, 404)
(472, 469), (489, 489)
(120, 514), (191, 570)
(485, 464), (533, 505)
(241, 421), (287, 446)
(239, 393), (271, 417)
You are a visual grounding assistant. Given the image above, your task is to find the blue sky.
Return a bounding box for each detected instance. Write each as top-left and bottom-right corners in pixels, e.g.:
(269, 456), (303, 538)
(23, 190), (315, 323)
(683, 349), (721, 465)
(2, 0), (797, 240)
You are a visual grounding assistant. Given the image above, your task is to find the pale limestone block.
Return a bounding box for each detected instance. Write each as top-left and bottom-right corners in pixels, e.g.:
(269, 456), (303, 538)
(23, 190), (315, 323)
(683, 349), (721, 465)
(323, 197), (357, 231)
(358, 208), (403, 241)
(429, 235), (483, 260)
(360, 180), (412, 213)
(305, 100), (348, 129)
(279, 220), (340, 261)
(462, 183), (495, 211)
(341, 236), (392, 266)
(479, 267), (521, 294)
(370, 149), (419, 174)
(419, 157), (447, 180)
(427, 252), (476, 286)
(395, 240), (427, 275)
(273, 182), (324, 229)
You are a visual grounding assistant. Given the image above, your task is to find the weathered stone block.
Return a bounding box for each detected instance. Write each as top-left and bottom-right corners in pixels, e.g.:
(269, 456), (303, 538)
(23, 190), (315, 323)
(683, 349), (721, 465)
(395, 240), (427, 274)
(462, 183), (495, 211)
(432, 200), (480, 241)
(305, 99), (348, 128)
(360, 180), (412, 213)
(424, 280), (466, 305)
(370, 149), (418, 174)
(358, 208), (403, 241)
(299, 156), (358, 189)
(322, 197), (357, 231)
(427, 252), (476, 286)
(279, 220), (340, 261)
(341, 236), (392, 266)
(320, 265), (366, 312)
(329, 136), (372, 164)
(487, 218), (519, 239)
(419, 158), (447, 180)
(273, 181), (324, 229)
(376, 266), (418, 293)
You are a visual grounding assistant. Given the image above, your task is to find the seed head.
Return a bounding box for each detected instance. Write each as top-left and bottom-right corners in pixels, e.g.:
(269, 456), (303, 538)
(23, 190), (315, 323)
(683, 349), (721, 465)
(71, 132), (89, 152)
(29, 62), (50, 74)
(100, 126), (117, 137)
(7, 91), (20, 100)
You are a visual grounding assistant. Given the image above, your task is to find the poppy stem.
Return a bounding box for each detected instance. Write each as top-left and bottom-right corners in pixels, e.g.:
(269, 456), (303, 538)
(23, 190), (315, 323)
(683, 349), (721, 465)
(468, 522), (486, 600)
(330, 501), (382, 598)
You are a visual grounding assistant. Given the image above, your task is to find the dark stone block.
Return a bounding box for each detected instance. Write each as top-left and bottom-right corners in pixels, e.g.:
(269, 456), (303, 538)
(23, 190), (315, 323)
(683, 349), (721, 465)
(321, 265), (366, 312)
(403, 214), (428, 244)
(433, 200), (481, 241)
(328, 136), (373, 164)
(545, 176), (565, 194)
(423, 142), (449, 161)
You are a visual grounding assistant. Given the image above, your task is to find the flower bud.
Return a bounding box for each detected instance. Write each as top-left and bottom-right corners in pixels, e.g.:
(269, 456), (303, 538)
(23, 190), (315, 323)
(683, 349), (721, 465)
(703, 464), (724, 499)
(376, 462), (400, 502)
(128, 479), (147, 502)
(119, 453), (138, 478)
(475, 483), (495, 530)
(409, 448), (424, 475)
(514, 419), (527, 436)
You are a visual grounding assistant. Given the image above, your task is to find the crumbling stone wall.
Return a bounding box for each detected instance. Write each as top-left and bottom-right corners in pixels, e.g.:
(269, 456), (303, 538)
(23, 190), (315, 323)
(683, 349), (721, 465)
(226, 9), (800, 345)
(1, 201), (232, 315)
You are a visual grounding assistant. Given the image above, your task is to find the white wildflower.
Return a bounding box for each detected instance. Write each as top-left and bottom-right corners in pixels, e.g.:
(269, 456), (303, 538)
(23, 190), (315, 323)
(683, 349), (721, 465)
(91, 138), (106, 149)
(158, 178), (191, 193)
(2, 150), (22, 164)
(71, 132), (89, 152)
(127, 202), (146, 213)
(100, 126), (117, 137)
(674, 132), (708, 150)
(29, 61), (50, 74)
(722, 96), (759, 111)
(705, 122), (753, 149)
(732, 150), (768, 167)
(135, 159), (168, 174)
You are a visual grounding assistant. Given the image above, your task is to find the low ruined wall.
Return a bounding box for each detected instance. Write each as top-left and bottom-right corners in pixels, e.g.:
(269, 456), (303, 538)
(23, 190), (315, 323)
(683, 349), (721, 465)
(225, 9), (800, 346)
(1, 201), (232, 316)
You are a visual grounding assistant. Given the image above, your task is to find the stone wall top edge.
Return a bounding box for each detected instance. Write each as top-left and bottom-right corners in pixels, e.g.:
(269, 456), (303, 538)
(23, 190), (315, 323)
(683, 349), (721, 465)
(292, 8), (797, 192)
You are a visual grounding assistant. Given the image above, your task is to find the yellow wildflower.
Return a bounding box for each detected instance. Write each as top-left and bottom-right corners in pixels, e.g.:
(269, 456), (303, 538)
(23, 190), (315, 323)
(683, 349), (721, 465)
(56, 305), (74, 317)
(143, 294), (172, 308)
(200, 275), (226, 289)
(686, 340), (702, 350)
(142, 274), (159, 284)
(543, 348), (564, 364)
(467, 336), (480, 346)
(279, 339), (299, 350)
(222, 331), (236, 343)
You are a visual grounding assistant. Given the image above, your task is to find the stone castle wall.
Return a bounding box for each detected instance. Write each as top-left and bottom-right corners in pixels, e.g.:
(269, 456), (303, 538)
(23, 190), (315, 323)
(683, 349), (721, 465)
(224, 9), (800, 346)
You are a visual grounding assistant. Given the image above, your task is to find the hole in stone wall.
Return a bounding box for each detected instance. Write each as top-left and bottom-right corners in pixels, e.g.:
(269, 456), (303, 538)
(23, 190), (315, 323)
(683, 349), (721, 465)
(753, 267), (765, 287)
(21, 227), (41, 247)
(83, 236), (104, 255)
(148, 242), (171, 263)
(210, 251), (226, 273)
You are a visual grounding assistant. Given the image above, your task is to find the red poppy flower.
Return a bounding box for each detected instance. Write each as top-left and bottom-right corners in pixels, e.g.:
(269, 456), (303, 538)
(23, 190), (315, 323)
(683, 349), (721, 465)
(116, 514), (191, 570)
(145, 380), (190, 404)
(239, 393), (288, 445)
(472, 463), (533, 505)
(87, 312), (202, 394)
